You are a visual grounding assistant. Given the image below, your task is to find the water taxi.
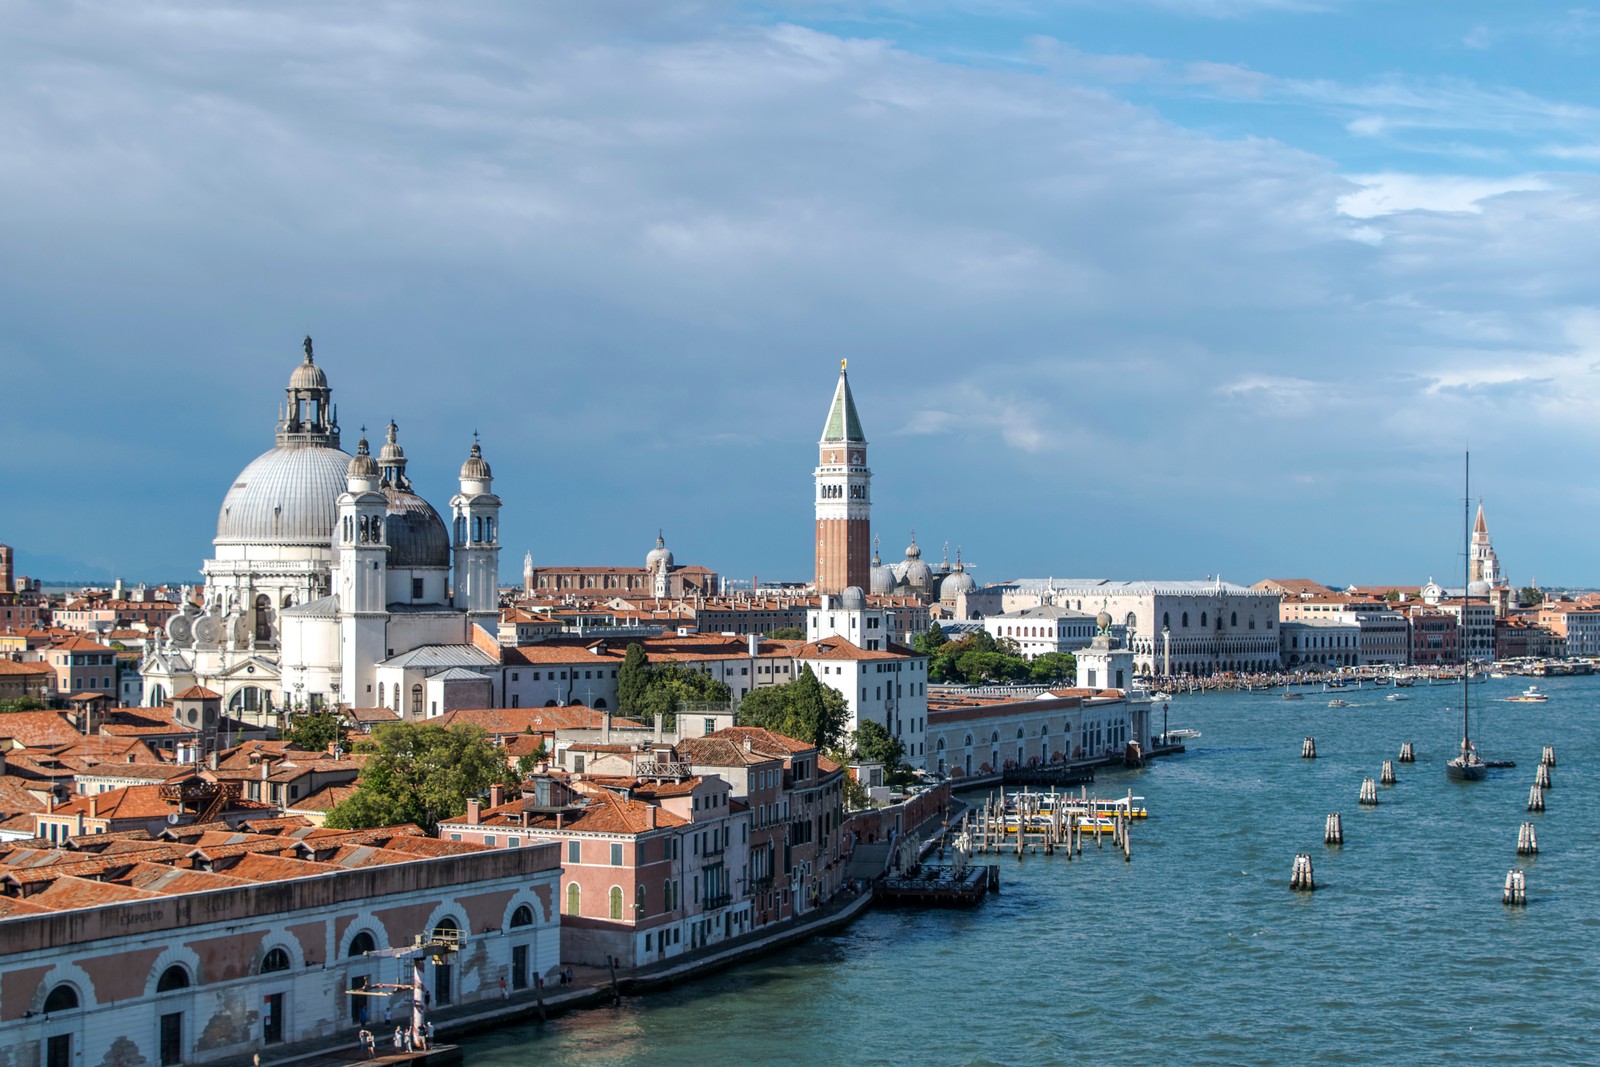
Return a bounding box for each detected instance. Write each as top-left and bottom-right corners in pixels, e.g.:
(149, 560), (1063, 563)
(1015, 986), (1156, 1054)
(1327, 699), (1349, 708)
(1160, 728), (1201, 744)
(1283, 691), (1304, 701)
(1507, 686), (1549, 703)
(1385, 692), (1408, 702)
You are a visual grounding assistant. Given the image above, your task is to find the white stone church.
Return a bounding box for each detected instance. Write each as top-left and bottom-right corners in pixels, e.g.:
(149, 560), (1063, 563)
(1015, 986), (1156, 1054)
(141, 339), (502, 721)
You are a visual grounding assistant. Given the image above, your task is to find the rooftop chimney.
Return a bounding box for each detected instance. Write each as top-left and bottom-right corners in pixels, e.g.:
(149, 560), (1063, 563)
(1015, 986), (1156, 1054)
(748, 633), (759, 657)
(466, 799), (482, 825)
(489, 784), (504, 809)
(645, 804), (656, 830)
(601, 710), (612, 744)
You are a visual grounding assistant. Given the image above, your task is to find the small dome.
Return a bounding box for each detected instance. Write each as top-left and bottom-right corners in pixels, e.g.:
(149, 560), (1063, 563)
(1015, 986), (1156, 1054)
(941, 569), (976, 600)
(347, 437), (379, 480)
(905, 539), (922, 560)
(840, 586), (866, 610)
(1467, 578), (1491, 597)
(870, 563), (896, 596)
(377, 420), (405, 466)
(460, 441), (492, 481)
(384, 490), (451, 569)
(288, 339), (328, 391)
(646, 532), (674, 570)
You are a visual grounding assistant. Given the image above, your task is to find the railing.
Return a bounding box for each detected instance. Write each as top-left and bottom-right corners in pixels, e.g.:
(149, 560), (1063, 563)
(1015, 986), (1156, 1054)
(703, 893), (733, 910)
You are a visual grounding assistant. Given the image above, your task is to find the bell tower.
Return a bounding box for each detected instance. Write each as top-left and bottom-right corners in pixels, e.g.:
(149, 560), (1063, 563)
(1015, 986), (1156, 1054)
(337, 435), (389, 702)
(814, 360), (871, 595)
(450, 436), (502, 623)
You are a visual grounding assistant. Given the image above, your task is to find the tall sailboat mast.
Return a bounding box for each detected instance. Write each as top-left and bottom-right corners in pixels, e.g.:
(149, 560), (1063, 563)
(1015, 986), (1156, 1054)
(1446, 450), (1487, 780)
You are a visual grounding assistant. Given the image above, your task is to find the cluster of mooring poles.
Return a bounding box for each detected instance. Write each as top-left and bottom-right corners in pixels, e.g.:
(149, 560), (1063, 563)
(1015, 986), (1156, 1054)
(1291, 736), (1556, 907)
(963, 786), (1137, 864)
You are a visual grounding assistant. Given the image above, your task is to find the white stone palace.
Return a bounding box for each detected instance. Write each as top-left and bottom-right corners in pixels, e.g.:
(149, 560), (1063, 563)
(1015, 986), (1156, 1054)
(141, 338), (501, 720)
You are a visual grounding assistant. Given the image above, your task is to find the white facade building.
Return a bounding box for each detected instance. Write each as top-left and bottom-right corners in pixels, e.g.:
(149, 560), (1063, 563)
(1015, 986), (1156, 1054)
(982, 605), (1098, 659)
(140, 339), (502, 727)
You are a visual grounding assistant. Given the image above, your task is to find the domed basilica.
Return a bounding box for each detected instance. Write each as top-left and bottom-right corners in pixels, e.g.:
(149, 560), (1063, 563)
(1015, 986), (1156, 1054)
(141, 338), (502, 720)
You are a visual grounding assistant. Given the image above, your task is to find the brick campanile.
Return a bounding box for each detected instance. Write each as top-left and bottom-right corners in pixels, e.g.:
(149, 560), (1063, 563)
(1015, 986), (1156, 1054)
(814, 360), (871, 594)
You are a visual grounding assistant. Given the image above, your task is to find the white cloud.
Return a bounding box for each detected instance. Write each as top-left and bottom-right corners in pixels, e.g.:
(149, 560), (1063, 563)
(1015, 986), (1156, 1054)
(1337, 173), (1551, 218)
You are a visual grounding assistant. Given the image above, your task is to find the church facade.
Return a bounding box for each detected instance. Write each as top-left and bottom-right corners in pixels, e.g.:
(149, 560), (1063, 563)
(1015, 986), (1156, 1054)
(140, 340), (501, 723)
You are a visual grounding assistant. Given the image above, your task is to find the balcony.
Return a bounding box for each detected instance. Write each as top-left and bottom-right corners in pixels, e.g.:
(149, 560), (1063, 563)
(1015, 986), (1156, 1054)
(703, 892), (734, 910)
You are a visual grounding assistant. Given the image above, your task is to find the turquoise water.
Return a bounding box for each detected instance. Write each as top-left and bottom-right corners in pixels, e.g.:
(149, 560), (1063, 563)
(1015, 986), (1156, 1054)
(460, 677), (1600, 1066)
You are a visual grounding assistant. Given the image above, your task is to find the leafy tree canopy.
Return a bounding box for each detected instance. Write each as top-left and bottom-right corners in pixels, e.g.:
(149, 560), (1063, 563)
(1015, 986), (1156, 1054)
(852, 719), (905, 770)
(737, 665), (849, 752)
(325, 722), (512, 834)
(0, 696), (49, 714)
(768, 626), (806, 640)
(616, 643), (650, 717)
(636, 662), (731, 729)
(926, 628), (1036, 686)
(285, 709), (348, 753)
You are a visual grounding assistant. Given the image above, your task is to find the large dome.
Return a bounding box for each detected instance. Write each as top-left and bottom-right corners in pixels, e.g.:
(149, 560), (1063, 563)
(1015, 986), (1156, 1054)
(216, 445), (353, 545)
(385, 490), (451, 568)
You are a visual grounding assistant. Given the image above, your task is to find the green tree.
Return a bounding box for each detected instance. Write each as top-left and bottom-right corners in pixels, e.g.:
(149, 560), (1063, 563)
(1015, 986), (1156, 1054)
(737, 665), (850, 752)
(515, 745), (549, 779)
(285, 709), (348, 752)
(0, 696), (48, 713)
(853, 719), (905, 770)
(912, 621), (948, 657)
(1029, 652), (1077, 684)
(1518, 586), (1545, 607)
(325, 722), (512, 834)
(636, 662), (731, 730)
(768, 626), (806, 640)
(842, 772), (872, 811)
(1384, 589), (1402, 604)
(617, 643), (650, 716)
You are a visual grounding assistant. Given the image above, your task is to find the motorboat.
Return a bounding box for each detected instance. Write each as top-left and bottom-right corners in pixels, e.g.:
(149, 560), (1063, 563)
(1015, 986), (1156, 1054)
(1507, 686), (1549, 703)
(1327, 699), (1349, 708)
(1385, 693), (1408, 702)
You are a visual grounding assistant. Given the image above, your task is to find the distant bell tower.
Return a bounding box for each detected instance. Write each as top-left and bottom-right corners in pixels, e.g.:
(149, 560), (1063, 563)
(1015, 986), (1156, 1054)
(814, 360), (871, 595)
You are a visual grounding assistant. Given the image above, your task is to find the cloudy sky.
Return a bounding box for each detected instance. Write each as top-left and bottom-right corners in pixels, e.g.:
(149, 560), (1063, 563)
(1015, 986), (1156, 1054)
(4, 0), (1599, 589)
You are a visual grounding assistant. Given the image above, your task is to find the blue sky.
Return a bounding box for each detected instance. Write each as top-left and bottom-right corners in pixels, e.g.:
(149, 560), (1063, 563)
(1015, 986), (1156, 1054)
(3, 1), (1600, 589)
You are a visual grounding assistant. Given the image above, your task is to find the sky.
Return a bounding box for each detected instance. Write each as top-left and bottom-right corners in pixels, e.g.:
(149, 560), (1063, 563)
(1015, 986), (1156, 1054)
(3, 0), (1600, 589)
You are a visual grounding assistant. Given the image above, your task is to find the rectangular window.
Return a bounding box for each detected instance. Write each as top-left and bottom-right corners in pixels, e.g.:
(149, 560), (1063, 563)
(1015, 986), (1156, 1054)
(610, 842), (623, 866)
(484, 835), (496, 846)
(567, 840), (581, 864)
(412, 577), (424, 599)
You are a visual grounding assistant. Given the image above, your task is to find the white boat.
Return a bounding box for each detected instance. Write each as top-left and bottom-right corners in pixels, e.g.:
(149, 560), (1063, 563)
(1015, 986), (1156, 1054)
(1385, 693), (1407, 702)
(1327, 699), (1349, 708)
(1507, 686), (1548, 703)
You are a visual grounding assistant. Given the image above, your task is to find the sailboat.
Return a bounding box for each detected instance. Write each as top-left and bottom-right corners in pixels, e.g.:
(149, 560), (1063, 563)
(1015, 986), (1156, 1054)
(1446, 453), (1487, 783)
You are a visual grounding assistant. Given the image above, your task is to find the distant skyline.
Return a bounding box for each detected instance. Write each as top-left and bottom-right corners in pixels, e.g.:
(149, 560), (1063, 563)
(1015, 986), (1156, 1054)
(4, 2), (1600, 587)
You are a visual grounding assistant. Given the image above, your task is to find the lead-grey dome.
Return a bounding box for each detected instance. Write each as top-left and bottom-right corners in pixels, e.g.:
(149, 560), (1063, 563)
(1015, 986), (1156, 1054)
(384, 490), (451, 569)
(840, 586), (866, 610)
(216, 445), (353, 545)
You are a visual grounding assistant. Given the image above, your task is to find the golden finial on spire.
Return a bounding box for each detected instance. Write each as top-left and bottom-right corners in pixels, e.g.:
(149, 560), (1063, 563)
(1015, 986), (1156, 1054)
(841, 358), (847, 372)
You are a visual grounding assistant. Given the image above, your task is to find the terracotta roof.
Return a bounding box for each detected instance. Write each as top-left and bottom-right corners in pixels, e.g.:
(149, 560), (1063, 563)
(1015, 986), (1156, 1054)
(45, 784), (176, 821)
(29, 874), (162, 907)
(47, 636), (116, 653)
(435, 706), (643, 736)
(173, 686), (221, 700)
(794, 638), (912, 661)
(0, 712), (83, 748)
(707, 725), (814, 756)
(286, 784), (358, 813)
(673, 736), (775, 768)
(0, 661), (51, 676)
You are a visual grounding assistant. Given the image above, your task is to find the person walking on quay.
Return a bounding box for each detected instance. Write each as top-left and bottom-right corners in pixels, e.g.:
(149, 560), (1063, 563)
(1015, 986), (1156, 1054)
(357, 1028), (374, 1059)
(499, 975), (508, 1000)
(392, 1027), (403, 1051)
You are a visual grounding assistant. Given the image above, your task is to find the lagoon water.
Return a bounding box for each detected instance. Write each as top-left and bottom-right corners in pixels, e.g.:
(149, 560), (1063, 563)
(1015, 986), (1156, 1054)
(461, 676), (1600, 1065)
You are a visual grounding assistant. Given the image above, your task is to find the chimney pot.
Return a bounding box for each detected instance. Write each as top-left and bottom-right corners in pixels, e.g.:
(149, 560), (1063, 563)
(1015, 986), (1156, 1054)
(466, 799), (482, 825)
(489, 784), (504, 808)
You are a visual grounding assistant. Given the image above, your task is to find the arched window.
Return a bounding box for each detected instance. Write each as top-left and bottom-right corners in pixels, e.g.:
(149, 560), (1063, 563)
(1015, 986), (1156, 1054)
(348, 931), (376, 957)
(635, 885), (646, 917)
(1163, 612), (1170, 629)
(411, 684), (423, 716)
(43, 985), (79, 1013)
(1017, 728), (1025, 739)
(435, 917), (459, 938)
(260, 948), (290, 974)
(157, 966), (190, 992)
(1182, 612), (1189, 627)
(1231, 611), (1238, 627)
(963, 734), (973, 747)
(254, 594), (272, 643)
(990, 731), (999, 744)
(566, 884), (581, 916)
(510, 905), (534, 928)
(937, 738), (946, 751)
(377, 682), (385, 707)
(609, 886), (624, 920)
(1201, 612), (1208, 628)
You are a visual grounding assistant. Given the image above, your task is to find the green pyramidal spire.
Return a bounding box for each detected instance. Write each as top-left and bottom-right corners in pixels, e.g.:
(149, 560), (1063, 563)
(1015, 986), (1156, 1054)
(821, 359), (865, 443)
